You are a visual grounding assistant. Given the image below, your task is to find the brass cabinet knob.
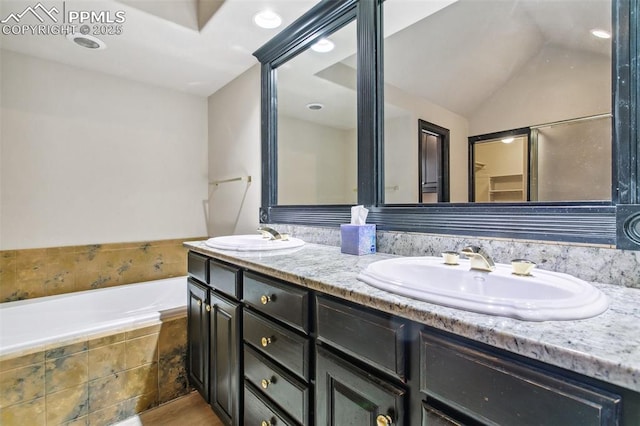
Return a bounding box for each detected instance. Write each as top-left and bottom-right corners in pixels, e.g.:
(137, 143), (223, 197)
(376, 414), (393, 426)
(260, 337), (273, 347)
(197, 299), (202, 306)
(260, 421), (271, 426)
(260, 378), (271, 389)
(205, 304), (211, 312)
(260, 295), (271, 305)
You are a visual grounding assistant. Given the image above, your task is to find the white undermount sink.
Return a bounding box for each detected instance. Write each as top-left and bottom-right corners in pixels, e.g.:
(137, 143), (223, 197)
(357, 257), (609, 321)
(204, 234), (305, 251)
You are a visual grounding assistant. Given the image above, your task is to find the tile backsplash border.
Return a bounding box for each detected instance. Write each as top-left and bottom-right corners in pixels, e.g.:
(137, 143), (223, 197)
(271, 224), (640, 289)
(0, 237), (206, 303)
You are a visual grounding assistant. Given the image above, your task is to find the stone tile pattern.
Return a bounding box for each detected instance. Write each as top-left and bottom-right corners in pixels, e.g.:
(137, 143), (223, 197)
(270, 224), (640, 288)
(185, 240), (640, 393)
(0, 238), (204, 303)
(0, 316), (188, 426)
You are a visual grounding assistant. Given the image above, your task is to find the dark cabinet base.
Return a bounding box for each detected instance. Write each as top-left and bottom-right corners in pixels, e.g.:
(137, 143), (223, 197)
(315, 345), (406, 426)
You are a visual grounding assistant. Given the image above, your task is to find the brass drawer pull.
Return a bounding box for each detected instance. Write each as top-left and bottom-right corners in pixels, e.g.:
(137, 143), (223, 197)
(260, 421), (273, 426)
(260, 336), (273, 347)
(260, 295), (272, 305)
(197, 300), (202, 306)
(260, 378), (271, 389)
(205, 304), (211, 312)
(376, 414), (393, 426)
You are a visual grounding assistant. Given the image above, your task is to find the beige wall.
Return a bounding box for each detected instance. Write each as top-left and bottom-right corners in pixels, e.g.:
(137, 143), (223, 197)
(384, 83), (470, 203)
(469, 46), (611, 135)
(278, 115), (356, 205)
(384, 114), (415, 203)
(207, 65), (261, 237)
(0, 50), (208, 250)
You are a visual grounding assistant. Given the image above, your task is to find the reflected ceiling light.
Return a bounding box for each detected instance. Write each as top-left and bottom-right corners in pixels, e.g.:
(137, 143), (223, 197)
(311, 38), (334, 53)
(253, 10), (282, 29)
(501, 137), (515, 144)
(306, 103), (324, 110)
(66, 33), (106, 50)
(590, 29), (611, 39)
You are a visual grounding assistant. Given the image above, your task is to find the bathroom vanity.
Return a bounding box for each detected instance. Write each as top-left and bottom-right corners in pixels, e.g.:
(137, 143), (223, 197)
(185, 241), (640, 426)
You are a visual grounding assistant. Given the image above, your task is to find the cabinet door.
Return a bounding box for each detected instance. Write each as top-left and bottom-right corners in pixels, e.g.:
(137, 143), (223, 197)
(316, 345), (406, 426)
(187, 278), (209, 401)
(209, 291), (241, 426)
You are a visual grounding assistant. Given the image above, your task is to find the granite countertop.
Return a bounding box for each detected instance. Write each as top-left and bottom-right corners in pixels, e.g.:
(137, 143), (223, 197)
(185, 241), (640, 393)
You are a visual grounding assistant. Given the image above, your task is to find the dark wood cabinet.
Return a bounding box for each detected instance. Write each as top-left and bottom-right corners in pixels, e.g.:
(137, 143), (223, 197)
(420, 331), (622, 426)
(209, 291), (240, 425)
(187, 251), (639, 426)
(188, 256), (242, 426)
(316, 345), (406, 426)
(187, 278), (209, 401)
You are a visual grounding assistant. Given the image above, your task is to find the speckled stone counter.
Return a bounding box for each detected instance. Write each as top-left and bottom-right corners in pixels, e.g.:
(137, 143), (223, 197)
(185, 241), (640, 393)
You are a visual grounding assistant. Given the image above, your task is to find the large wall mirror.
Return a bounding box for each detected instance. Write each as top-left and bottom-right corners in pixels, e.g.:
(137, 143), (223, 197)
(277, 19), (358, 205)
(254, 0), (640, 249)
(382, 0), (612, 205)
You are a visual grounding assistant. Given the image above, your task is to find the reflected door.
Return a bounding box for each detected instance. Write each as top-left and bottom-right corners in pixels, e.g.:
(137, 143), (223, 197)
(419, 120), (450, 203)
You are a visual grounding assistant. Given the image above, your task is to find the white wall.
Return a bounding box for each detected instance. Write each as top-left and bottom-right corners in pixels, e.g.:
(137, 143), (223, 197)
(278, 115), (356, 205)
(207, 65), (261, 237)
(0, 50), (208, 249)
(469, 46), (611, 135)
(384, 84), (470, 203)
(384, 114), (415, 203)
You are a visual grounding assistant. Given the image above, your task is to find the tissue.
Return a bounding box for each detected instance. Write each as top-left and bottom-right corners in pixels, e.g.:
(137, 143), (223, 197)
(341, 205), (376, 255)
(350, 205), (368, 225)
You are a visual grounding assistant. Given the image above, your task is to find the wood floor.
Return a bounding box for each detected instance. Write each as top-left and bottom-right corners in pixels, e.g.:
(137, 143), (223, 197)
(118, 392), (224, 426)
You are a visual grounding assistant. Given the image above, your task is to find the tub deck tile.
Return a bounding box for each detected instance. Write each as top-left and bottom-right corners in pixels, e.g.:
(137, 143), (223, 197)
(45, 383), (88, 425)
(88, 342), (126, 380)
(45, 351), (88, 394)
(0, 363), (45, 408)
(0, 351), (44, 372)
(125, 334), (159, 369)
(0, 395), (45, 425)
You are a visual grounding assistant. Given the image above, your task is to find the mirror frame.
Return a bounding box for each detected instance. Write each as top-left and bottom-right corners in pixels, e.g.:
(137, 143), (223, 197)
(254, 0), (640, 250)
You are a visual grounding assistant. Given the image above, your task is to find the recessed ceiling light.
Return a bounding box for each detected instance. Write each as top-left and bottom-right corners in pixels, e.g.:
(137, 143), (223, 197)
(501, 137), (515, 144)
(590, 29), (611, 39)
(311, 38), (334, 53)
(253, 10), (282, 29)
(66, 33), (107, 50)
(306, 103), (324, 111)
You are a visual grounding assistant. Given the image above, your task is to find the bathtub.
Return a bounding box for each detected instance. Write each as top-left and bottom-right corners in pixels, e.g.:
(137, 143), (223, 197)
(0, 276), (190, 425)
(0, 276), (187, 358)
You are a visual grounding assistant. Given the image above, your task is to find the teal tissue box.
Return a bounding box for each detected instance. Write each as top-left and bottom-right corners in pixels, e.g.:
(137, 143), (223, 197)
(340, 224), (376, 255)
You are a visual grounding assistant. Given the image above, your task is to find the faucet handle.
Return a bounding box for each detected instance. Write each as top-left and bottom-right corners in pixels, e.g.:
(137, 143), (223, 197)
(511, 259), (536, 276)
(441, 251), (460, 265)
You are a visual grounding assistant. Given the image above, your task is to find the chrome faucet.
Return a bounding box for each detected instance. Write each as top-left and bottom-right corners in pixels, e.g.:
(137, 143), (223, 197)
(460, 246), (496, 272)
(257, 226), (289, 241)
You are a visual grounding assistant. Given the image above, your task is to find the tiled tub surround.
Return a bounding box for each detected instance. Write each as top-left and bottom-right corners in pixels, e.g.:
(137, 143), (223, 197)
(185, 240), (640, 393)
(0, 237), (205, 303)
(269, 224), (640, 288)
(0, 277), (190, 426)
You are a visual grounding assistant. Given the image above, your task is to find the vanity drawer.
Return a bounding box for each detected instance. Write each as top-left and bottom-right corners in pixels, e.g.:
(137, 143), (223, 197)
(243, 272), (309, 333)
(209, 260), (241, 299)
(187, 251), (208, 283)
(316, 295), (407, 381)
(244, 382), (299, 426)
(243, 309), (310, 380)
(244, 345), (309, 425)
(420, 331), (621, 426)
